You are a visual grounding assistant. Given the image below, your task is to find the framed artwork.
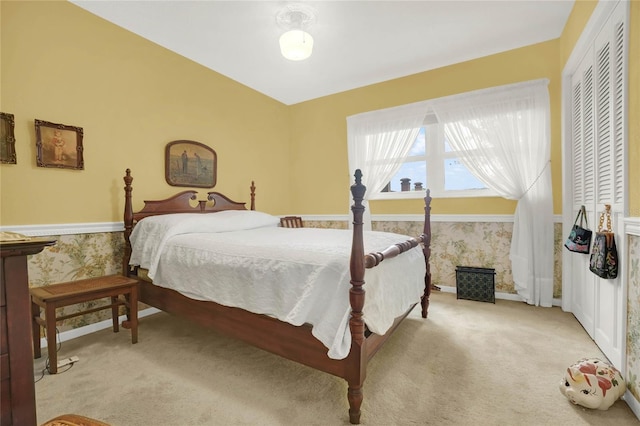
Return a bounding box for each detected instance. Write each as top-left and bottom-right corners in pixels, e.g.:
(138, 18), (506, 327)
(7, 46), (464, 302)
(165, 140), (217, 188)
(35, 119), (84, 170)
(1, 112), (17, 164)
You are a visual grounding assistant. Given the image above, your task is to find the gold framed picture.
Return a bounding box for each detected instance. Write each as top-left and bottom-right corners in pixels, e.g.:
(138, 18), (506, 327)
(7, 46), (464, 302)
(35, 119), (84, 170)
(1, 112), (17, 164)
(165, 140), (217, 188)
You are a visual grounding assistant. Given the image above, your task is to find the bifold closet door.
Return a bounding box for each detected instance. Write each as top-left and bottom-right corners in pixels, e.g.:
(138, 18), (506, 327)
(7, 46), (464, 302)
(567, 1), (627, 369)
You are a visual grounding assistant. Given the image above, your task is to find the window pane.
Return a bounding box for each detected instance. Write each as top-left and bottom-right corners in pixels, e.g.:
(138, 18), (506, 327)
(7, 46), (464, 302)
(385, 161), (427, 192)
(444, 158), (486, 191)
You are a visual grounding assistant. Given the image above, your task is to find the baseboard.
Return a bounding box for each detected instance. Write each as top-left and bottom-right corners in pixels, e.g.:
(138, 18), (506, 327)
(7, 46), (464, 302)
(436, 285), (562, 307)
(40, 307), (160, 348)
(623, 390), (640, 421)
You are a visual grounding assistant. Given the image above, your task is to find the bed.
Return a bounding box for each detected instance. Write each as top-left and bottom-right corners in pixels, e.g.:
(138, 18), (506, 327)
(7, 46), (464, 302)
(122, 168), (433, 424)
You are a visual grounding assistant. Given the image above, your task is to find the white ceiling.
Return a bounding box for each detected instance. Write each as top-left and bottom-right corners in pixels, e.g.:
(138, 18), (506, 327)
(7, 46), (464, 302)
(71, 0), (575, 105)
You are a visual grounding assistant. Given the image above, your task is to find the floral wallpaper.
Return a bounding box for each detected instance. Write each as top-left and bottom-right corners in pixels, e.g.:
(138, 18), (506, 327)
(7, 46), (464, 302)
(25, 223), (639, 405)
(371, 221), (562, 297)
(28, 232), (125, 332)
(628, 234), (640, 402)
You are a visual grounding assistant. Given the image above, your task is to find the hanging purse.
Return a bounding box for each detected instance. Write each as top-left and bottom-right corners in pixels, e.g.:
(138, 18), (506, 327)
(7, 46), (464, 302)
(564, 205), (592, 254)
(589, 205), (618, 279)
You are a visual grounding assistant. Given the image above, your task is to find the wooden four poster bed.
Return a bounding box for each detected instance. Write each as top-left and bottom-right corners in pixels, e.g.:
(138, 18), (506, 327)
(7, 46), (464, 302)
(122, 168), (432, 424)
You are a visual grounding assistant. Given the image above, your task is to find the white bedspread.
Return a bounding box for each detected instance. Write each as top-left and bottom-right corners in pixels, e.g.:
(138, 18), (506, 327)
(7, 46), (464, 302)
(129, 212), (426, 360)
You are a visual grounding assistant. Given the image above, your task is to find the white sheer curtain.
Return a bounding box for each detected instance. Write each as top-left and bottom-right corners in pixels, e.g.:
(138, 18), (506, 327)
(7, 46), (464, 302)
(347, 102), (427, 229)
(430, 79), (554, 306)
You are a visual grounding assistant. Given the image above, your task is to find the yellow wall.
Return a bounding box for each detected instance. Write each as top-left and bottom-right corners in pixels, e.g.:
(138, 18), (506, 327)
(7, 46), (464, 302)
(559, 1), (599, 65)
(289, 0), (638, 217)
(289, 41), (561, 215)
(1, 1), (638, 224)
(0, 1), (291, 225)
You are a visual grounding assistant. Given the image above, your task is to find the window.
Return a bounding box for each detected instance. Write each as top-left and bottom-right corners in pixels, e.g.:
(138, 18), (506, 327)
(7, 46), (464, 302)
(374, 124), (496, 199)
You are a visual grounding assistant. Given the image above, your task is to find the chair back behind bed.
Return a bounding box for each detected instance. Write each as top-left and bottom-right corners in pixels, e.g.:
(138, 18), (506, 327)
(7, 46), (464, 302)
(280, 216), (304, 228)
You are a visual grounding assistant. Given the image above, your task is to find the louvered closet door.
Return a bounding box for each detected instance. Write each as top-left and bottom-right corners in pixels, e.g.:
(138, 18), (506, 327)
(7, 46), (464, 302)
(568, 2), (626, 369)
(570, 52), (595, 339)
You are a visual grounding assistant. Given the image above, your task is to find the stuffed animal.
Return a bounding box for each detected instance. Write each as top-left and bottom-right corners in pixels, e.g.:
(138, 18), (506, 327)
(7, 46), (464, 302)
(559, 357), (626, 410)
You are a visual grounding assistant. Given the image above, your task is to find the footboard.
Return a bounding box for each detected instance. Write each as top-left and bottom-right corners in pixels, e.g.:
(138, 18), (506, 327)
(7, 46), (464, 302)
(346, 169), (431, 424)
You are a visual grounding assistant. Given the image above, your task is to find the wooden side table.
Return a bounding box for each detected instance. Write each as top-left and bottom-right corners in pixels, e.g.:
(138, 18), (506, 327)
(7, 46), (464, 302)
(1, 238), (56, 426)
(30, 275), (138, 374)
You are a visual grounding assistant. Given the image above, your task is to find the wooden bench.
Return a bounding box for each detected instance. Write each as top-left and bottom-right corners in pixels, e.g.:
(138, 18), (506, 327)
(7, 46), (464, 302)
(30, 275), (138, 374)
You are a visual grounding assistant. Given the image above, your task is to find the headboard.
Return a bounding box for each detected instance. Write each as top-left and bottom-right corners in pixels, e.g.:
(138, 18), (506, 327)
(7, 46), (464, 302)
(122, 168), (256, 274)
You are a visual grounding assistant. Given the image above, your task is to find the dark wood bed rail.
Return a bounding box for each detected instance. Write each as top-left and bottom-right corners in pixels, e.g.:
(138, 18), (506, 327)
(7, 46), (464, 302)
(364, 236), (426, 268)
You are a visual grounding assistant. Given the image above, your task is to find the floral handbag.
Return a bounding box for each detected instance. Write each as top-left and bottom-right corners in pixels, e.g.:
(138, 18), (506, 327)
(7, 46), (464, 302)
(564, 205), (592, 254)
(589, 205), (618, 279)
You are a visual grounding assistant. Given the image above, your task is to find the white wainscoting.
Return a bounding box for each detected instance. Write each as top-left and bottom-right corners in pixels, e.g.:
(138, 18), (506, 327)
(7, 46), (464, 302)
(1, 222), (123, 236)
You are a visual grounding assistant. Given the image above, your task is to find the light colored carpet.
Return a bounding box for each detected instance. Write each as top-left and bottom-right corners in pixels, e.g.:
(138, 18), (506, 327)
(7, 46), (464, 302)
(35, 291), (639, 425)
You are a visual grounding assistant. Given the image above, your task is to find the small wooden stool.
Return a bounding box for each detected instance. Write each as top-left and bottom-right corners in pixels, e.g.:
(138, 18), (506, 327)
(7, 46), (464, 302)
(30, 275), (138, 374)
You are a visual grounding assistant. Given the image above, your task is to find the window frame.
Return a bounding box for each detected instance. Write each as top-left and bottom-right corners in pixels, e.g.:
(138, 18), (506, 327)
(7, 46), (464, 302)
(370, 123), (498, 200)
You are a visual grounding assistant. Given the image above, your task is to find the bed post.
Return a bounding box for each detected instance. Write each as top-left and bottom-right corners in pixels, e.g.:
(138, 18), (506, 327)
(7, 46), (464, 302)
(250, 181), (256, 210)
(123, 169), (134, 277)
(421, 189), (432, 318)
(347, 169), (366, 425)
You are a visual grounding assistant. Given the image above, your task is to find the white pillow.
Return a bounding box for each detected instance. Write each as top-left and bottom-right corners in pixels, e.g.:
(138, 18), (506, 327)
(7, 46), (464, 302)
(129, 210), (280, 274)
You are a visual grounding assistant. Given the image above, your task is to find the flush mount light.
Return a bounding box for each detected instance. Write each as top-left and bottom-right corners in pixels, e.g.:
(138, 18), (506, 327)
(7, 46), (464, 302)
(276, 3), (317, 61)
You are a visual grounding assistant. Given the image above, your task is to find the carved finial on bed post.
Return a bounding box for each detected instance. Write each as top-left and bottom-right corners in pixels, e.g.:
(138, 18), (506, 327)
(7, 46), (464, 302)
(123, 169), (134, 277)
(421, 189), (433, 318)
(348, 168), (366, 425)
(250, 181), (256, 211)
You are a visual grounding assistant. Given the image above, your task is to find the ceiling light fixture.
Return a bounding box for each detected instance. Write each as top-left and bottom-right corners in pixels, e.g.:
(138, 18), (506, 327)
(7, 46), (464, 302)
(276, 3), (317, 61)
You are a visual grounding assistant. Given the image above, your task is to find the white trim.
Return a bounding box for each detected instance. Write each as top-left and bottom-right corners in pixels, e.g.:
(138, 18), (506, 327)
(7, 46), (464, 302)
(370, 188), (498, 200)
(0, 214), (568, 236)
(291, 214), (346, 222)
(374, 214), (515, 223)
(623, 390), (640, 421)
(297, 214), (563, 223)
(624, 216), (640, 236)
(40, 307), (160, 348)
(0, 222), (123, 236)
(562, 1), (619, 75)
(375, 214), (563, 223)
